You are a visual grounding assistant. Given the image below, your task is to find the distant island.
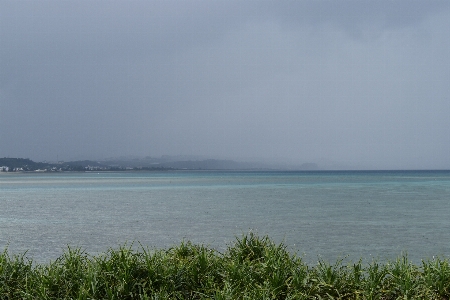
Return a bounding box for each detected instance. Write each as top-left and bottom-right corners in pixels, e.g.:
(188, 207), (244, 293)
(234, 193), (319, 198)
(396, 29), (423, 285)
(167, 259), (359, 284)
(0, 157), (170, 172)
(0, 157), (318, 172)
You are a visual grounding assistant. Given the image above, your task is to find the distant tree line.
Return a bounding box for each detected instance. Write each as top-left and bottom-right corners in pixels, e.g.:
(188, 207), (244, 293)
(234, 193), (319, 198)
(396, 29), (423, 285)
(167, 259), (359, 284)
(0, 158), (51, 171)
(0, 157), (172, 172)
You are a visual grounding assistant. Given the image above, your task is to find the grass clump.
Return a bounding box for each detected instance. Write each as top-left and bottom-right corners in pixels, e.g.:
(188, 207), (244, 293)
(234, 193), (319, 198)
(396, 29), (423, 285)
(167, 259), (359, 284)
(1, 233), (450, 299)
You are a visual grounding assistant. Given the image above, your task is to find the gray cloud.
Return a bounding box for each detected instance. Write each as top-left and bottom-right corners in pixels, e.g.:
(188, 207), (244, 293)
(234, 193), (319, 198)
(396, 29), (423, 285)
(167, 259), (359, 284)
(1, 0), (449, 169)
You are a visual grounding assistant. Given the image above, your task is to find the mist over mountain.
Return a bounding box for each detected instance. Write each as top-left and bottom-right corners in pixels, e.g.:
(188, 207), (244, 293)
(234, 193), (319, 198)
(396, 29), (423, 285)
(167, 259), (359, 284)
(86, 156), (319, 170)
(1, 156), (322, 171)
(2, 1), (449, 170)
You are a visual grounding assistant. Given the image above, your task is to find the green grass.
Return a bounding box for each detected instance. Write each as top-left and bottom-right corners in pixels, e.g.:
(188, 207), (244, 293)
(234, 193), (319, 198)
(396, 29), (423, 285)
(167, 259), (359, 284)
(1, 233), (449, 299)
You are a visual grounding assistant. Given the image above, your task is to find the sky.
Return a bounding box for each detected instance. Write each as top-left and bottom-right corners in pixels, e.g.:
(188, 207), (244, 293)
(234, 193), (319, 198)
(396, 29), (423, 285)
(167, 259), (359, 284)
(1, 0), (449, 169)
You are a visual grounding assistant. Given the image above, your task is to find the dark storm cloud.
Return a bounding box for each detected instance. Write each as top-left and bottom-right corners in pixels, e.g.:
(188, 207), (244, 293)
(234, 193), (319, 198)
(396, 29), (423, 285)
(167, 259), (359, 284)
(1, 0), (449, 169)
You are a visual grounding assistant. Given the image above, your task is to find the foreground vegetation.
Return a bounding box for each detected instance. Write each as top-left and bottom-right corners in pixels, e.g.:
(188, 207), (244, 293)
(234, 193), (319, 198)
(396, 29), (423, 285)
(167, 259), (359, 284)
(1, 233), (449, 299)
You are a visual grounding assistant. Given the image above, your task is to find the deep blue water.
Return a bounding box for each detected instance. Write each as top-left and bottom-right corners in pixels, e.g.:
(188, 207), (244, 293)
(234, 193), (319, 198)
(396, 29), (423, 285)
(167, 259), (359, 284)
(1, 170), (450, 264)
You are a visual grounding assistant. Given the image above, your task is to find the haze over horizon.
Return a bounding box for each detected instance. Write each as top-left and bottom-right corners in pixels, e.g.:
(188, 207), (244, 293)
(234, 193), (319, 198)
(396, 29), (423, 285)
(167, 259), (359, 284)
(1, 1), (449, 170)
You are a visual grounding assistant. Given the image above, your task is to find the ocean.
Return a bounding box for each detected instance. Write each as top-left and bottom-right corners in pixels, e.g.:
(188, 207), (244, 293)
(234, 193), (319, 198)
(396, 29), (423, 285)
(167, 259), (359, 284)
(1, 170), (449, 265)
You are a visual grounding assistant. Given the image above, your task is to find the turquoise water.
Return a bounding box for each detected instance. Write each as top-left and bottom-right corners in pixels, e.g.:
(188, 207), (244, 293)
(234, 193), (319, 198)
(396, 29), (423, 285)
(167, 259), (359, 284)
(1, 170), (450, 264)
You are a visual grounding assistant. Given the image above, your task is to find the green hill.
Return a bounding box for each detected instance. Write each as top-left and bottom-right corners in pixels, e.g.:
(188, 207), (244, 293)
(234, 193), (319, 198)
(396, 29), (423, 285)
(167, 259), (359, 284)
(0, 157), (51, 171)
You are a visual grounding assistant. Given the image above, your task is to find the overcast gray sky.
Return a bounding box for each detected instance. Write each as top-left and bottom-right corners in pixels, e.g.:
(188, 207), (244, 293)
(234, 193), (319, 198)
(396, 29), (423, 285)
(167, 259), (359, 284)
(1, 0), (449, 169)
